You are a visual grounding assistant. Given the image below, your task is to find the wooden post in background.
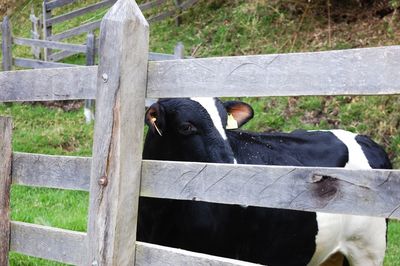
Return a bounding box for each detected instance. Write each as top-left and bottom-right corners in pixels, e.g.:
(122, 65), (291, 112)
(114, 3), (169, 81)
(42, 0), (52, 61)
(86, 0), (149, 265)
(1, 16), (13, 71)
(174, 0), (182, 26)
(174, 42), (184, 59)
(30, 6), (41, 59)
(0, 117), (12, 266)
(84, 32), (96, 124)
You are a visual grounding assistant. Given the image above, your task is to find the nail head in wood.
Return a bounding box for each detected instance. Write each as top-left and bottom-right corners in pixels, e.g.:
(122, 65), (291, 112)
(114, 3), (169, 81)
(101, 73), (108, 82)
(98, 176), (108, 186)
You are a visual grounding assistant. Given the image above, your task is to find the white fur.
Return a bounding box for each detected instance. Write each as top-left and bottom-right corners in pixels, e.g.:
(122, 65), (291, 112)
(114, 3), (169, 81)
(308, 129), (386, 266)
(191, 97), (238, 165)
(191, 97), (228, 140)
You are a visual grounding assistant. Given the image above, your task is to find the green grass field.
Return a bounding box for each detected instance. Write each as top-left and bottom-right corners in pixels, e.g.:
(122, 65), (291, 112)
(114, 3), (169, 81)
(1, 0), (400, 265)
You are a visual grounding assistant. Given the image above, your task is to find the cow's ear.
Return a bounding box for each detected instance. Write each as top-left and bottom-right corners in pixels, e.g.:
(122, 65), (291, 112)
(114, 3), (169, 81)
(224, 101), (254, 129)
(145, 103), (165, 136)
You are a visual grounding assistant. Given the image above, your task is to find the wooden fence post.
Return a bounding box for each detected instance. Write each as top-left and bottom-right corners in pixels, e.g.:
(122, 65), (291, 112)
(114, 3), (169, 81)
(174, 0), (182, 26)
(84, 32), (96, 124)
(86, 0), (149, 265)
(42, 0), (52, 61)
(1, 16), (12, 71)
(174, 42), (184, 59)
(30, 6), (41, 59)
(0, 117), (12, 266)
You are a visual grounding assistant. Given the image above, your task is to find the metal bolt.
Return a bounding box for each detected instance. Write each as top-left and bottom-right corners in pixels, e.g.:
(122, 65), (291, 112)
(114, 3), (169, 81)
(98, 176), (108, 186)
(102, 73), (108, 83)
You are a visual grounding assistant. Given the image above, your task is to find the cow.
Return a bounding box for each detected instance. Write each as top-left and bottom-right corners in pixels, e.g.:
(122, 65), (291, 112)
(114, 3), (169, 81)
(138, 97), (392, 266)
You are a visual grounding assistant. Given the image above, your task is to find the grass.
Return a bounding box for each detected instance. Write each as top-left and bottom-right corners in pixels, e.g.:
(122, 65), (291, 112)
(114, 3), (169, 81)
(1, 0), (400, 265)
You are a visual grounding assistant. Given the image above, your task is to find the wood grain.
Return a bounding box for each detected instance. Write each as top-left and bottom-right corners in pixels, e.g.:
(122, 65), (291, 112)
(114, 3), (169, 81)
(0, 66), (97, 102)
(13, 37), (87, 52)
(147, 45), (400, 97)
(86, 0), (149, 264)
(2, 45), (400, 102)
(13, 58), (76, 69)
(0, 117), (12, 266)
(11, 152), (91, 191)
(135, 242), (260, 266)
(10, 221), (86, 265)
(141, 160), (400, 219)
(1, 16), (12, 71)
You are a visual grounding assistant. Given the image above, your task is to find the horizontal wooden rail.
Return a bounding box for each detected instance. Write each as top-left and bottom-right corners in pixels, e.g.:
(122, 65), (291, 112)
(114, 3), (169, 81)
(9, 152), (400, 219)
(14, 58), (76, 69)
(45, 0), (75, 10)
(0, 66), (97, 102)
(179, 0), (198, 10)
(1, 46), (400, 102)
(12, 152), (91, 191)
(148, 9), (176, 23)
(49, 20), (101, 41)
(48, 49), (80, 62)
(13, 37), (86, 52)
(10, 221), (87, 265)
(140, 0), (167, 12)
(142, 160), (400, 219)
(46, 0), (116, 26)
(147, 45), (400, 97)
(135, 242), (259, 266)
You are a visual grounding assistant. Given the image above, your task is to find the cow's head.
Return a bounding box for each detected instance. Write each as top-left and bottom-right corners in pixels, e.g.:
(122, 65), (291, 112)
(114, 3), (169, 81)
(143, 98), (253, 163)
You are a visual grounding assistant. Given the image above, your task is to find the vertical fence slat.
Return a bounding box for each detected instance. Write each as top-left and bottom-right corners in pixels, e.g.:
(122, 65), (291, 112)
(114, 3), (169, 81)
(1, 16), (12, 71)
(86, 0), (149, 265)
(0, 117), (12, 266)
(42, 0), (52, 61)
(85, 32), (96, 124)
(174, 42), (184, 59)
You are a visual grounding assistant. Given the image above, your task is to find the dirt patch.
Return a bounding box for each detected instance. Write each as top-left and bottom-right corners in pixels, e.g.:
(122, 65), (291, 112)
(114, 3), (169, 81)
(0, 0), (25, 18)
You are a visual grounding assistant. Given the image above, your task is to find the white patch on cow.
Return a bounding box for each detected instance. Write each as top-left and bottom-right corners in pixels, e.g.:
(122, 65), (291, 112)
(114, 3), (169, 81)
(191, 97), (239, 165)
(191, 97), (228, 140)
(329, 129), (371, 169)
(308, 129), (386, 266)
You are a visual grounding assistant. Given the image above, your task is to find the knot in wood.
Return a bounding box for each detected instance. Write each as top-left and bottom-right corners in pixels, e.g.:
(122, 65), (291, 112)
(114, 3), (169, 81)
(98, 176), (108, 186)
(101, 73), (108, 83)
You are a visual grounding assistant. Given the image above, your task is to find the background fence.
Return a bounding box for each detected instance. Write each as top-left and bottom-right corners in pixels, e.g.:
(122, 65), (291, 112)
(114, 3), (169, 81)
(0, 0), (400, 265)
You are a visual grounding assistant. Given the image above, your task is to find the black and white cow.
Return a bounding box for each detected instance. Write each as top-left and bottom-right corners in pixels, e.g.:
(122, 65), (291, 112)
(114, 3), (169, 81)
(139, 97), (391, 266)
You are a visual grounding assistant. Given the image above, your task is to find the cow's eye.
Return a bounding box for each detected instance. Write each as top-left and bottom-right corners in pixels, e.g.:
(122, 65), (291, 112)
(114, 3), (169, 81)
(178, 122), (197, 136)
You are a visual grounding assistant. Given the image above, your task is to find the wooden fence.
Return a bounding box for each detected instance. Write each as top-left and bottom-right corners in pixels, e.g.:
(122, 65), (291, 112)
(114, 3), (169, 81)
(0, 0), (400, 265)
(38, 0), (197, 62)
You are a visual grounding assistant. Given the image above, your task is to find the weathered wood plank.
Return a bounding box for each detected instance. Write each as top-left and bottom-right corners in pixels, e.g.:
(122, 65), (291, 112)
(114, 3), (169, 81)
(141, 160), (400, 219)
(0, 66), (97, 102)
(11, 152), (91, 191)
(1, 16), (13, 71)
(0, 117), (12, 266)
(2, 45), (400, 103)
(48, 49), (78, 61)
(45, 0), (75, 10)
(14, 58), (76, 69)
(86, 0), (149, 265)
(148, 9), (176, 23)
(135, 242), (260, 266)
(174, 42), (184, 59)
(43, 1), (53, 60)
(13, 37), (87, 52)
(84, 33), (96, 123)
(149, 52), (176, 61)
(10, 221), (86, 265)
(179, 0), (198, 10)
(47, 0), (116, 26)
(49, 20), (101, 41)
(147, 45), (400, 97)
(139, 0), (167, 11)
